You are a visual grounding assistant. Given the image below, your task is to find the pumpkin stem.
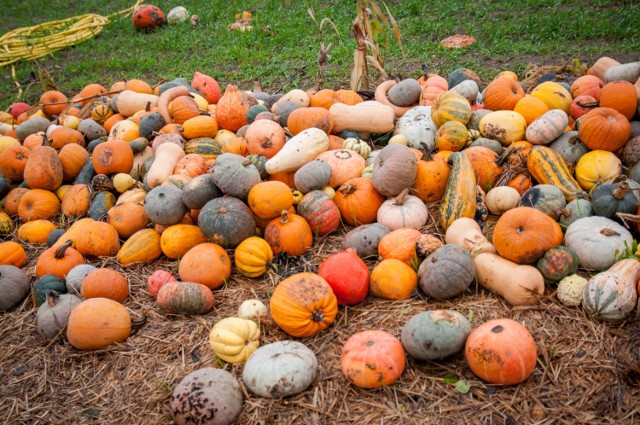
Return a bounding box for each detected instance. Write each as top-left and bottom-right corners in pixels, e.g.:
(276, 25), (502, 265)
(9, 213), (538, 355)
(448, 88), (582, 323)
(339, 183), (357, 196)
(130, 315), (148, 335)
(279, 209), (291, 224)
(600, 228), (621, 237)
(612, 181), (630, 200)
(54, 240), (74, 259)
(576, 100), (599, 109)
(393, 188), (409, 205)
(559, 208), (570, 218)
(46, 290), (60, 307)
(311, 308), (325, 323)
(616, 212), (640, 224)
(496, 146), (516, 167)
(567, 134), (581, 145)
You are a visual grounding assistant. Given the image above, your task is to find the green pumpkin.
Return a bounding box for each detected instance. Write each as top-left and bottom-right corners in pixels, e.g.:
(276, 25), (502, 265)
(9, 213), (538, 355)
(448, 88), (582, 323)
(74, 160), (96, 186)
(519, 184), (566, 220)
(447, 68), (483, 90)
(536, 246), (579, 283)
(138, 112), (166, 139)
(591, 181), (638, 220)
(246, 154), (269, 180)
(32, 275), (67, 307)
(88, 191), (116, 220)
(246, 104), (270, 124)
(198, 196), (256, 248)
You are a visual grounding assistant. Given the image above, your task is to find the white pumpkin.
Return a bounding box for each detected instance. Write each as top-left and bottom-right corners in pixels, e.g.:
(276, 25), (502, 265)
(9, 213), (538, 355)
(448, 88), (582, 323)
(450, 80), (479, 103)
(564, 216), (632, 271)
(64, 264), (97, 295)
(167, 6), (189, 24)
(485, 186), (521, 216)
(394, 106), (437, 150)
(376, 189), (429, 230)
(243, 340), (318, 398)
(36, 292), (82, 340)
(237, 299), (268, 321)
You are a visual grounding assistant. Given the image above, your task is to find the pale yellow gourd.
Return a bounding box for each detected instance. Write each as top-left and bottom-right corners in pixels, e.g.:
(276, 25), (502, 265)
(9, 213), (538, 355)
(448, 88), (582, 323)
(114, 90), (159, 117)
(329, 101), (395, 133)
(146, 143), (186, 188)
(209, 317), (261, 363)
(265, 127), (329, 174)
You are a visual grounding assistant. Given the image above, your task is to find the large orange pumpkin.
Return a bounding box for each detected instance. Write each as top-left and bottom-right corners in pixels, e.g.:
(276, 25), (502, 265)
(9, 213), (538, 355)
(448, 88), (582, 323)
(160, 224), (207, 260)
(75, 221), (120, 257)
(570, 75), (603, 100)
(341, 330), (406, 389)
(81, 268), (129, 303)
(92, 139), (134, 175)
(58, 143), (90, 181)
(178, 243), (231, 289)
(483, 77), (525, 111)
(60, 184), (91, 218)
(492, 206), (563, 264)
(40, 90), (69, 116)
(23, 146), (63, 191)
(66, 298), (131, 350)
(598, 80), (638, 120)
(577, 107), (631, 152)
(269, 272), (338, 338)
(334, 177), (385, 226)
(0, 144), (30, 180)
(18, 189), (61, 222)
(245, 119), (286, 159)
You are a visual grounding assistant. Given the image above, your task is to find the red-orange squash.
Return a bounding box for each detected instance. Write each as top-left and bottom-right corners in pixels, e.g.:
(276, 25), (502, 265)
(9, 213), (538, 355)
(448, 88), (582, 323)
(92, 140), (134, 175)
(81, 268), (129, 303)
(264, 210), (313, 256)
(178, 243), (231, 289)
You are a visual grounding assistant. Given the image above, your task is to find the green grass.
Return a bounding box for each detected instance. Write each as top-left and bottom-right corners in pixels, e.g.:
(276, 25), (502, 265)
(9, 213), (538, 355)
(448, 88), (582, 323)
(1, 0), (639, 109)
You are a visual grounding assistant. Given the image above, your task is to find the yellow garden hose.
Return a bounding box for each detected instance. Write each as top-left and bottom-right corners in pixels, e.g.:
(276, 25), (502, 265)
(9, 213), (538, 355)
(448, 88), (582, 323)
(0, 0), (142, 67)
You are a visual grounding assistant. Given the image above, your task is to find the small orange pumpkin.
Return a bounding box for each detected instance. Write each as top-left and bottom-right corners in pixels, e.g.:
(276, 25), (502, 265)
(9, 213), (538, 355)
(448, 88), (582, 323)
(334, 177), (385, 226)
(58, 143), (90, 181)
(17, 220), (57, 244)
(35, 240), (85, 279)
(370, 258), (418, 300)
(66, 298), (131, 350)
(377, 228), (422, 266)
(18, 189), (61, 222)
(107, 202), (150, 239)
(40, 90), (69, 116)
(92, 139), (134, 175)
(287, 107), (334, 135)
(81, 268), (129, 303)
(0, 144), (30, 180)
(160, 224), (207, 260)
(245, 119), (286, 159)
(248, 181), (294, 220)
(0, 241), (27, 267)
(483, 77), (525, 111)
(577, 107), (631, 152)
(264, 210), (313, 256)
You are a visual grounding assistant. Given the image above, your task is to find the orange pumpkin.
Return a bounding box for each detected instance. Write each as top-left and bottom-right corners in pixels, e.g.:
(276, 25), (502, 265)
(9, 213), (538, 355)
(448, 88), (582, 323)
(75, 83), (107, 104)
(66, 298), (131, 350)
(92, 139), (134, 175)
(40, 90), (69, 116)
(483, 77), (525, 111)
(334, 89), (364, 106)
(599, 80), (638, 120)
(508, 173), (533, 195)
(18, 189), (60, 222)
(316, 149), (366, 188)
(58, 143), (90, 181)
(492, 206), (563, 264)
(2, 188), (30, 216)
(0, 241), (27, 267)
(245, 119), (286, 159)
(81, 268), (130, 303)
(216, 84), (257, 132)
(160, 224), (207, 260)
(125, 79), (153, 94)
(220, 135), (248, 156)
(182, 114), (218, 139)
(23, 145), (63, 191)
(334, 177), (385, 226)
(577, 107), (631, 152)
(168, 96), (200, 125)
(435, 121), (469, 152)
(463, 146), (505, 192)
(248, 181), (294, 220)
(269, 272), (338, 338)
(370, 258), (418, 300)
(419, 74), (449, 107)
(178, 243), (232, 289)
(35, 240), (85, 279)
(75, 221), (120, 257)
(412, 150), (451, 203)
(264, 210), (313, 256)
(47, 126), (85, 149)
(514, 95), (549, 126)
(60, 184), (91, 218)
(341, 330), (406, 389)
(0, 144), (30, 180)
(287, 107), (334, 135)
(107, 202), (150, 239)
(571, 75), (603, 100)
(22, 132), (47, 150)
(377, 228), (422, 266)
(309, 89), (336, 109)
(17, 220), (57, 244)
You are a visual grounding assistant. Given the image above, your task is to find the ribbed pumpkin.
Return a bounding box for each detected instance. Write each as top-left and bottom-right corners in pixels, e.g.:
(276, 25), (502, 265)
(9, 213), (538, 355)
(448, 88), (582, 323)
(81, 268), (129, 303)
(17, 220), (57, 244)
(335, 89), (364, 105)
(599, 80), (638, 120)
(435, 120), (468, 151)
(0, 144), (30, 180)
(35, 241), (85, 279)
(287, 107), (334, 135)
(483, 77), (525, 111)
(117, 228), (162, 266)
(377, 189), (429, 231)
(514, 94), (550, 126)
(372, 144), (418, 197)
(264, 210), (313, 256)
(309, 89), (336, 109)
(107, 202), (150, 239)
(0, 241), (26, 267)
(525, 109), (569, 145)
(92, 139), (134, 175)
(216, 84), (257, 132)
(269, 272), (338, 338)
(578, 106), (631, 152)
(334, 177), (385, 226)
(430, 91), (472, 127)
(316, 149), (366, 188)
(296, 190), (341, 235)
(23, 145), (63, 191)
(234, 236), (273, 278)
(59, 143), (90, 181)
(178, 243), (231, 289)
(75, 221), (120, 257)
(198, 196), (256, 249)
(157, 281), (215, 315)
(370, 258), (418, 300)
(66, 298), (131, 350)
(531, 81), (572, 113)
(18, 189), (61, 222)
(582, 259), (639, 322)
(465, 319), (537, 385)
(412, 151), (451, 203)
(377, 227), (422, 266)
(168, 96), (200, 125)
(492, 206), (563, 264)
(341, 330), (405, 389)
(160, 224), (207, 259)
(248, 181), (294, 220)
(61, 184), (91, 218)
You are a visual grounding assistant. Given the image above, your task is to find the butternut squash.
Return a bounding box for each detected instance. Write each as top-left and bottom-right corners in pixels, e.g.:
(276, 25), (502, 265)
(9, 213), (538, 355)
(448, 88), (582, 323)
(474, 253), (545, 306)
(146, 142), (185, 188)
(264, 128), (329, 174)
(114, 90), (159, 117)
(329, 101), (395, 133)
(445, 217), (496, 257)
(130, 146), (154, 180)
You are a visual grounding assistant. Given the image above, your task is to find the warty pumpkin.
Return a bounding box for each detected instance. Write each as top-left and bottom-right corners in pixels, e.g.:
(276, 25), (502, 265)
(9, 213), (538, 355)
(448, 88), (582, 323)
(216, 84), (257, 132)
(269, 272), (338, 338)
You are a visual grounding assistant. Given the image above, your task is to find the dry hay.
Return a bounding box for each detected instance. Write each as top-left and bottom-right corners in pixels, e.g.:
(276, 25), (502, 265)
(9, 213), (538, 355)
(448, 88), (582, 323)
(1, 212), (640, 425)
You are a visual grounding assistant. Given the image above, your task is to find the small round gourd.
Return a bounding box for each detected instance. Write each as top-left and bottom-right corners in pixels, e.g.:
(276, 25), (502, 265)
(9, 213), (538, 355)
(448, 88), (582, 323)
(242, 340), (318, 398)
(237, 299), (268, 321)
(486, 186), (520, 216)
(36, 291), (82, 340)
(171, 367), (243, 425)
(144, 185), (188, 226)
(536, 246), (579, 282)
(64, 264), (97, 295)
(401, 310), (471, 360)
(556, 274), (588, 306)
(0, 265), (30, 311)
(418, 244), (475, 299)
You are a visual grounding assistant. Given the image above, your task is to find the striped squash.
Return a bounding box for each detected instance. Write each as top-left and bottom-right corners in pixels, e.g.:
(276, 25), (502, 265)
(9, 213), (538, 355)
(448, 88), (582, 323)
(439, 152), (477, 230)
(184, 137), (223, 161)
(583, 259), (640, 322)
(0, 211), (14, 236)
(156, 281), (214, 315)
(117, 228), (162, 266)
(430, 91), (471, 127)
(527, 146), (584, 201)
(525, 109), (569, 145)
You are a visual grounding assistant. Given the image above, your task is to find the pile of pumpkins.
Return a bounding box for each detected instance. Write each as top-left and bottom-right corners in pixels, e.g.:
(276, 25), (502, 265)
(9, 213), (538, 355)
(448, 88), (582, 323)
(1, 55), (640, 424)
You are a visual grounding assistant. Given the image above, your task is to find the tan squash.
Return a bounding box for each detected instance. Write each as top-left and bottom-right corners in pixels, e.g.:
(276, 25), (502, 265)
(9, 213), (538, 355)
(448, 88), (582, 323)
(329, 101), (395, 133)
(146, 142), (186, 188)
(444, 217), (496, 257)
(474, 253), (545, 306)
(114, 90), (159, 117)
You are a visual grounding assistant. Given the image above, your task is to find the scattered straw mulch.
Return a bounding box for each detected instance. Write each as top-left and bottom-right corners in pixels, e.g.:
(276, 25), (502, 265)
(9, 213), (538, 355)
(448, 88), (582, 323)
(2, 207), (640, 425)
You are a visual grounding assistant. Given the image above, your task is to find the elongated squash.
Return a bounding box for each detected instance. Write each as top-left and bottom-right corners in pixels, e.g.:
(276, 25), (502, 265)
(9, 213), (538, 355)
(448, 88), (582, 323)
(265, 128), (329, 174)
(146, 142), (185, 188)
(439, 152), (476, 230)
(117, 228), (162, 266)
(115, 90), (159, 117)
(474, 253), (545, 306)
(527, 146), (585, 201)
(329, 101), (395, 133)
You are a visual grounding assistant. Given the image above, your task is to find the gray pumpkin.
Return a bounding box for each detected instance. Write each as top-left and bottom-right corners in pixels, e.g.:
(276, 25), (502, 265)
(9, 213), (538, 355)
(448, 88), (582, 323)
(182, 174), (220, 210)
(372, 144), (417, 197)
(65, 264), (97, 295)
(401, 310), (471, 360)
(294, 159), (332, 194)
(558, 198), (593, 227)
(242, 340), (318, 398)
(171, 367), (243, 425)
(77, 119), (107, 141)
(211, 153), (261, 198)
(0, 265), (30, 311)
(418, 244), (475, 299)
(342, 223), (390, 258)
(36, 291), (82, 340)
(519, 184), (566, 220)
(144, 185), (187, 226)
(470, 138), (503, 155)
(198, 196), (256, 248)
(16, 117), (50, 141)
(549, 131), (588, 165)
(387, 78), (422, 106)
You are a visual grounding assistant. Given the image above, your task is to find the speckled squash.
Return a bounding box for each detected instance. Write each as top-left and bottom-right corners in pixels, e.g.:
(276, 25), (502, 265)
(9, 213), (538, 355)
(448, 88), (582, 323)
(401, 310), (472, 360)
(157, 281), (214, 315)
